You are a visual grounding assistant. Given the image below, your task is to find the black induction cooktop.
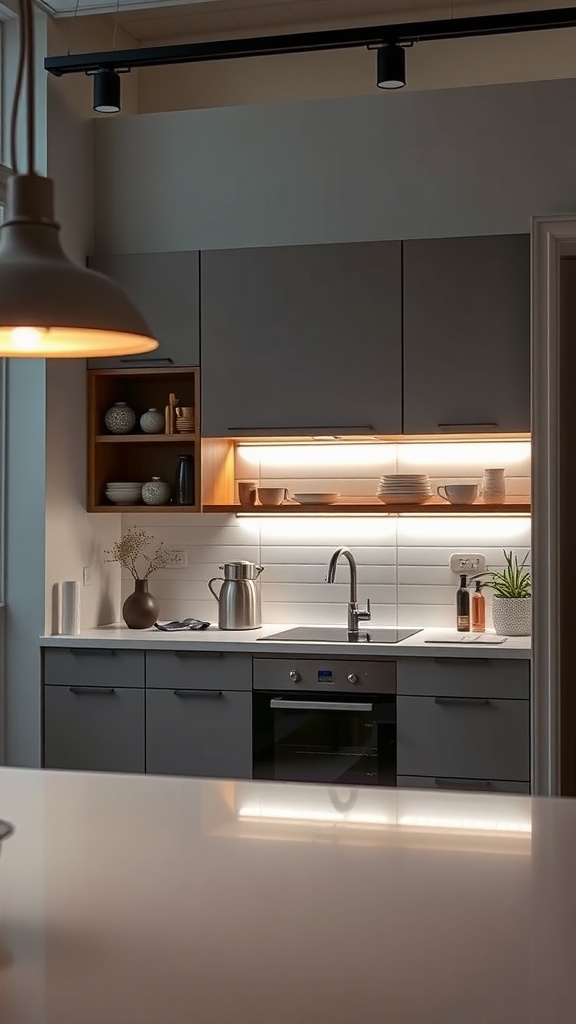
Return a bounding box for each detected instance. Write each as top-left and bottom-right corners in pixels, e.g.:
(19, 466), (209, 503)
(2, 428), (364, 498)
(259, 626), (422, 644)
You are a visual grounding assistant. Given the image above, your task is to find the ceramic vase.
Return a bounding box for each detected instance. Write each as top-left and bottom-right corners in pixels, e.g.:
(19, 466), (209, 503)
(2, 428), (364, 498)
(142, 477), (171, 506)
(104, 401), (136, 434)
(491, 596), (531, 636)
(122, 579), (159, 629)
(140, 408), (165, 434)
(482, 468), (506, 504)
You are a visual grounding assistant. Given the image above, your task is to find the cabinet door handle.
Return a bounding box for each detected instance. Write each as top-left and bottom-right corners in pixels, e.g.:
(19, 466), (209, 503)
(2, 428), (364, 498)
(120, 357), (174, 364)
(227, 425), (376, 434)
(69, 686), (115, 695)
(434, 778), (491, 790)
(437, 422), (498, 432)
(173, 689), (223, 697)
(434, 696), (490, 706)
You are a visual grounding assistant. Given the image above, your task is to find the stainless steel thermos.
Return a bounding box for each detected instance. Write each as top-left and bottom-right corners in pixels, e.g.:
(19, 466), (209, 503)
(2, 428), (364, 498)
(208, 561), (264, 630)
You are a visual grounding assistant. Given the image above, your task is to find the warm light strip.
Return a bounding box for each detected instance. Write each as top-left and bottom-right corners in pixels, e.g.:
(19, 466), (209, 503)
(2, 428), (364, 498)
(238, 805), (390, 826)
(237, 440), (531, 470)
(398, 815), (531, 833)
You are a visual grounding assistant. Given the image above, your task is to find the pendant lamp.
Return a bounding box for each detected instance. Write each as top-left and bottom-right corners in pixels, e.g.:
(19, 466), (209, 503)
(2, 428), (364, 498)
(0, 0), (158, 358)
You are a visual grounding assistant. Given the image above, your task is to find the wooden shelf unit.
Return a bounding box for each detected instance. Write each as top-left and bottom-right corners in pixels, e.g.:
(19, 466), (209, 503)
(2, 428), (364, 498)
(88, 368), (201, 513)
(205, 499), (531, 515)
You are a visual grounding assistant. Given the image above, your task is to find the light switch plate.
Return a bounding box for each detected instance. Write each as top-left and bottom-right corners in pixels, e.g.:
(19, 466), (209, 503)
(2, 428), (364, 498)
(449, 553), (487, 574)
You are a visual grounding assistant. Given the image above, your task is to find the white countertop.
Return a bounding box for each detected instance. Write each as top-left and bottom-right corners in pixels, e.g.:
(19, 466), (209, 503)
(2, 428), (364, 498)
(0, 768), (571, 1023)
(40, 623), (531, 658)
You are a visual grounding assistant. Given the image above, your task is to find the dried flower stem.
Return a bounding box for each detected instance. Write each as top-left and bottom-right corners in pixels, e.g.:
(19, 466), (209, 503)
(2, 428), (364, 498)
(104, 527), (179, 579)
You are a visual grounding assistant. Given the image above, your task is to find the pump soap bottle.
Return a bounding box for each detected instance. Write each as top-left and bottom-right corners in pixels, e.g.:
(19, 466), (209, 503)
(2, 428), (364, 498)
(471, 581), (486, 633)
(456, 574), (470, 632)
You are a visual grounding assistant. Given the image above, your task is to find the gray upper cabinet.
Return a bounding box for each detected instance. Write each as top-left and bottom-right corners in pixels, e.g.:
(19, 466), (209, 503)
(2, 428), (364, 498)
(87, 252), (199, 369)
(403, 234), (530, 434)
(201, 242), (402, 436)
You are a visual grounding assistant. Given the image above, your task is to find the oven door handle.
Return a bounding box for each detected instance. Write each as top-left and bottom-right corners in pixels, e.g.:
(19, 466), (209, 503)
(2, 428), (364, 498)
(269, 698), (374, 712)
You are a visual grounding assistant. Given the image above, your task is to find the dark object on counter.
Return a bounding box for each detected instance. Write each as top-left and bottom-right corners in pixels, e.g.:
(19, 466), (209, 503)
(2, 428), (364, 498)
(174, 454), (195, 505)
(456, 573), (470, 632)
(123, 579), (159, 629)
(154, 618), (210, 631)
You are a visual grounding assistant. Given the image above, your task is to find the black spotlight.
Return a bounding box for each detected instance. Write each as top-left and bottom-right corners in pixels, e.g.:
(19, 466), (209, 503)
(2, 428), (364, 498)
(376, 43), (406, 90)
(93, 69), (121, 113)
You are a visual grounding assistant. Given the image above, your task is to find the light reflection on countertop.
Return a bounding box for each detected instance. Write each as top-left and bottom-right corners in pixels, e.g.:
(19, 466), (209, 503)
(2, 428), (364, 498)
(0, 768), (573, 1024)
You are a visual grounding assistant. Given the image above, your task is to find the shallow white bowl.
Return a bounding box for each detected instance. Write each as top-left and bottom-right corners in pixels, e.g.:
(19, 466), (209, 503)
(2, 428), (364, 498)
(293, 492), (341, 504)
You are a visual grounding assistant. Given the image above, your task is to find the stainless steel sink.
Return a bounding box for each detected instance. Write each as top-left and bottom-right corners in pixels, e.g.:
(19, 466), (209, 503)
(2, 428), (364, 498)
(259, 626), (422, 643)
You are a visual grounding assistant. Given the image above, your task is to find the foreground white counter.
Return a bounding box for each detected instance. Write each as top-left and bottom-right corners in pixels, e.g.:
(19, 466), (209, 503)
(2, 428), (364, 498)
(40, 623), (531, 659)
(0, 769), (570, 1023)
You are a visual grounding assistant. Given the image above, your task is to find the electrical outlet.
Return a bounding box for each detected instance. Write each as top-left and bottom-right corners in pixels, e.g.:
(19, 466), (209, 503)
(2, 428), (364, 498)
(166, 549), (187, 568)
(82, 566), (92, 587)
(449, 553), (487, 575)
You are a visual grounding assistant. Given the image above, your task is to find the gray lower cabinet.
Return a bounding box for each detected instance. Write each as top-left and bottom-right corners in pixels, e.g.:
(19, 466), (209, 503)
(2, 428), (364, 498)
(44, 685), (145, 774)
(87, 251), (199, 368)
(403, 234), (530, 434)
(397, 695), (530, 783)
(201, 241), (402, 436)
(146, 651), (252, 691)
(44, 648), (145, 688)
(397, 776), (530, 794)
(146, 688), (252, 779)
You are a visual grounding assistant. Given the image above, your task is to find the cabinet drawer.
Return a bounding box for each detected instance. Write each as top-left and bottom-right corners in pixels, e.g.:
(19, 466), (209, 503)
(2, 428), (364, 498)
(146, 651), (252, 691)
(397, 776), (530, 795)
(397, 695), (529, 781)
(396, 657), (529, 699)
(44, 649), (145, 688)
(146, 688), (252, 779)
(44, 685), (145, 773)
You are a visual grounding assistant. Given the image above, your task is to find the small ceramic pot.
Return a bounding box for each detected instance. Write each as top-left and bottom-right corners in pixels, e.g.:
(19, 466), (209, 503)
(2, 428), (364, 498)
(142, 477), (171, 506)
(104, 402), (136, 434)
(140, 408), (165, 434)
(491, 596), (531, 636)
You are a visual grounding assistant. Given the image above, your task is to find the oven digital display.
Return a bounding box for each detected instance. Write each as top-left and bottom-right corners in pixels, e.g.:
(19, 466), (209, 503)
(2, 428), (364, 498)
(317, 669), (334, 684)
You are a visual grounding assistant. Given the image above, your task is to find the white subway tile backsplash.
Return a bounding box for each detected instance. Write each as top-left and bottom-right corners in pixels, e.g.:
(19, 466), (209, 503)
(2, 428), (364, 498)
(120, 441), (531, 629)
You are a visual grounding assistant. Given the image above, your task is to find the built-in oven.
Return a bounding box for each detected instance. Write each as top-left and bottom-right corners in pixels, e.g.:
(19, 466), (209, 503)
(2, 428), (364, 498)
(252, 658), (396, 787)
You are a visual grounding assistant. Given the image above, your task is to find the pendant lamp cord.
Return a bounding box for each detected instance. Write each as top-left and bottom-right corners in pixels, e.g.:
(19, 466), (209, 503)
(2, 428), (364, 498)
(10, 0), (35, 175)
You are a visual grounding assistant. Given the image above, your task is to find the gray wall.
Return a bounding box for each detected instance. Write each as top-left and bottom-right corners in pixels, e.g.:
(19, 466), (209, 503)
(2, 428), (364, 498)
(94, 78), (576, 254)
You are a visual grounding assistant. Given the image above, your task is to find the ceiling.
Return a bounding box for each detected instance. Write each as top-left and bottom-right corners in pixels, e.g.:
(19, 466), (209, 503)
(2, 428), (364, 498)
(39, 0), (576, 42)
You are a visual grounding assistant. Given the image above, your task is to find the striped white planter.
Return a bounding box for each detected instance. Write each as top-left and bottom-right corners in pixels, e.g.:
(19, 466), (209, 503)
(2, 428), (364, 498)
(491, 596), (531, 636)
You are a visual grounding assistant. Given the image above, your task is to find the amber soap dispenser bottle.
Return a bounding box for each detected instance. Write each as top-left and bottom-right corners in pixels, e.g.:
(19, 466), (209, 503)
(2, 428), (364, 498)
(471, 580), (486, 633)
(456, 574), (470, 632)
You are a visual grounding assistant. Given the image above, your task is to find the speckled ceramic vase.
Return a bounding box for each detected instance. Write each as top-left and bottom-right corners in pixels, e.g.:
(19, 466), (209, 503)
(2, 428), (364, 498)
(142, 476), (171, 506)
(491, 596), (531, 636)
(104, 401), (136, 434)
(140, 408), (165, 434)
(122, 579), (159, 630)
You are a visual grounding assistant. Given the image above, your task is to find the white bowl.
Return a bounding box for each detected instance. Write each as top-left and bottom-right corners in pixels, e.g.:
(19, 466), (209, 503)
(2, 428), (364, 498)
(106, 482), (143, 489)
(292, 492), (341, 504)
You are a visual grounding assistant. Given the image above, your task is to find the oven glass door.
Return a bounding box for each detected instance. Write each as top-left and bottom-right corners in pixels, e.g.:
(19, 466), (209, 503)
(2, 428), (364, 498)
(253, 692), (396, 787)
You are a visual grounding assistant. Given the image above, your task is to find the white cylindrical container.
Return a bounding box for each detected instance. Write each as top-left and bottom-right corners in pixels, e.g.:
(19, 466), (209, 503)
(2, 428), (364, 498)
(60, 580), (80, 635)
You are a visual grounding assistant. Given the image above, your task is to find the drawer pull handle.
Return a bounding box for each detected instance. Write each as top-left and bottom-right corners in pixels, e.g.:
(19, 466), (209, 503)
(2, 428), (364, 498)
(121, 357), (174, 364)
(437, 422), (498, 432)
(67, 648), (116, 655)
(173, 651), (223, 658)
(69, 686), (115, 695)
(173, 689), (223, 698)
(434, 778), (491, 790)
(434, 696), (490, 706)
(433, 658), (488, 665)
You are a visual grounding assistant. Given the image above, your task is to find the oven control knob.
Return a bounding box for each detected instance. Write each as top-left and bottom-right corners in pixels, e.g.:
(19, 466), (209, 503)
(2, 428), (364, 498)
(347, 673), (359, 685)
(289, 670), (300, 683)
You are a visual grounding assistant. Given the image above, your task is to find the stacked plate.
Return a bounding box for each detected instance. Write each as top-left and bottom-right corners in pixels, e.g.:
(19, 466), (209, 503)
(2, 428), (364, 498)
(377, 474), (432, 505)
(105, 481), (143, 505)
(175, 415), (195, 434)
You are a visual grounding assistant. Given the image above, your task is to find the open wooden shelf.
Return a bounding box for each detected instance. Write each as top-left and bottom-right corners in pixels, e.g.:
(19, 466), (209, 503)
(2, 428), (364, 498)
(204, 498), (531, 515)
(91, 504), (200, 513)
(95, 434), (195, 444)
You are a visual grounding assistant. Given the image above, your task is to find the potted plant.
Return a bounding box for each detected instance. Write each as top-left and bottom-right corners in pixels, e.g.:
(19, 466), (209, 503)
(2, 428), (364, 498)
(104, 527), (179, 629)
(476, 550), (531, 636)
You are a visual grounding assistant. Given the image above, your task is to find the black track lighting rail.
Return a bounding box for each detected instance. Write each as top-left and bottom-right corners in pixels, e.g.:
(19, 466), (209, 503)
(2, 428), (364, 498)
(44, 5), (576, 76)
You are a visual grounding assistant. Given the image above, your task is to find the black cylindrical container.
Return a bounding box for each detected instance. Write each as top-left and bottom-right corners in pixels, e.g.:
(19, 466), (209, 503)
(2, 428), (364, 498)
(456, 573), (470, 632)
(174, 454), (195, 505)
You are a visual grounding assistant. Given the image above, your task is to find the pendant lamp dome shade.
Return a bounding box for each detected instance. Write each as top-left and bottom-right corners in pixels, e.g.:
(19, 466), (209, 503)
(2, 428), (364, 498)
(0, 175), (158, 357)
